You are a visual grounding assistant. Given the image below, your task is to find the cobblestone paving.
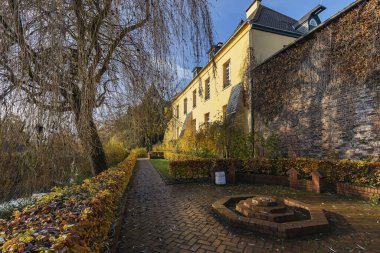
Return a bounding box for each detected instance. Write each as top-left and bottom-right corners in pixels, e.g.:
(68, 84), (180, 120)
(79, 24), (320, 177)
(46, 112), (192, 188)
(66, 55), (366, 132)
(116, 159), (380, 253)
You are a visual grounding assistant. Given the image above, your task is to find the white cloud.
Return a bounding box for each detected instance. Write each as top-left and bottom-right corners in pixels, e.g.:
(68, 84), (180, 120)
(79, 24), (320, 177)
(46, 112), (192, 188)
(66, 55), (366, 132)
(176, 64), (192, 81)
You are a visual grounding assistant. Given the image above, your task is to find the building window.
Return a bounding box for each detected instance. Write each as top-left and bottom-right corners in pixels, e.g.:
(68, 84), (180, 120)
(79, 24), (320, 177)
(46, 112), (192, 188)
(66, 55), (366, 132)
(204, 113), (210, 124)
(222, 105), (227, 120)
(205, 79), (210, 100)
(223, 60), (231, 88)
(184, 98), (187, 115)
(193, 89), (197, 108)
(176, 105), (179, 118)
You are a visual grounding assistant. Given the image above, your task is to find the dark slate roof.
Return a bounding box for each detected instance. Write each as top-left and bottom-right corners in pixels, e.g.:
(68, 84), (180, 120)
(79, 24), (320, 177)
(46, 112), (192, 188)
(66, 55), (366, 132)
(250, 5), (303, 37)
(252, 0), (363, 70)
(234, 19), (245, 33)
(293, 4), (326, 29)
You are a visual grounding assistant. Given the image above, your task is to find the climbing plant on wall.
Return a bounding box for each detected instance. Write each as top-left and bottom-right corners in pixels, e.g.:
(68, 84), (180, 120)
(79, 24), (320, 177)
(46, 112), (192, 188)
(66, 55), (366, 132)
(252, 0), (380, 121)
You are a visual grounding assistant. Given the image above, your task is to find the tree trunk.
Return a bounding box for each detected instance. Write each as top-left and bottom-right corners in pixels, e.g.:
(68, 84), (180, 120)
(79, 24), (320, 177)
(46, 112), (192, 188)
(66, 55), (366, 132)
(76, 116), (108, 175)
(87, 119), (108, 175)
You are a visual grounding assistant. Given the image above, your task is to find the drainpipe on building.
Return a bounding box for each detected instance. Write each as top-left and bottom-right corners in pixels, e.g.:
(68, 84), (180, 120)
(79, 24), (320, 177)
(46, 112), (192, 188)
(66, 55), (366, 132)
(250, 65), (255, 158)
(248, 34), (255, 159)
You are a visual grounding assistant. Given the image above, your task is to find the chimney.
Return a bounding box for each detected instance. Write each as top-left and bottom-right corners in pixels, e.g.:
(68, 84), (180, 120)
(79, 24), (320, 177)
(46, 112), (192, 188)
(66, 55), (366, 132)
(246, 0), (262, 19)
(192, 67), (202, 78)
(208, 42), (224, 61)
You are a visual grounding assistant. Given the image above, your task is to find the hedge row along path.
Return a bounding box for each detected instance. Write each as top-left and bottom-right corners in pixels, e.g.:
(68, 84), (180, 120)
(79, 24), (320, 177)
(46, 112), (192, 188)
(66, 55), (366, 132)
(117, 159), (380, 253)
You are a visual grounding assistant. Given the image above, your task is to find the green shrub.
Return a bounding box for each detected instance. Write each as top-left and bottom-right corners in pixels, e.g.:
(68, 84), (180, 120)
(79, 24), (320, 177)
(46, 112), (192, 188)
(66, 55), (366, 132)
(133, 147), (148, 158)
(242, 158), (380, 187)
(191, 148), (217, 158)
(168, 158), (242, 180)
(169, 159), (212, 179)
(0, 152), (138, 252)
(369, 195), (379, 206)
(254, 132), (282, 159)
(165, 152), (380, 187)
(104, 137), (129, 166)
(149, 151), (165, 159)
(164, 152), (200, 161)
(213, 159), (243, 172)
(173, 116), (254, 159)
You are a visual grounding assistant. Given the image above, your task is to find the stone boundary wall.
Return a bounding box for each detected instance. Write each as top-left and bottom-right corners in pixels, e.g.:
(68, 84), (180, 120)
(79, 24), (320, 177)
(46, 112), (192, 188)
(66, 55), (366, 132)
(337, 183), (380, 200)
(251, 0), (380, 160)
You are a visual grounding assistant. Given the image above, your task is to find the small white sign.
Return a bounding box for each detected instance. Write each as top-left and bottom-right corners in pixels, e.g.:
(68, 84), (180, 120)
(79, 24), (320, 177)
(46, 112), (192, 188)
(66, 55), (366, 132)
(215, 171), (226, 185)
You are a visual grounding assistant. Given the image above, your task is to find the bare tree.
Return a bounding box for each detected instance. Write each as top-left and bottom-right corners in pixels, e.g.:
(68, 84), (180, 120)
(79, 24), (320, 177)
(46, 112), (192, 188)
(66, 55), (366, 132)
(108, 85), (170, 151)
(0, 0), (213, 174)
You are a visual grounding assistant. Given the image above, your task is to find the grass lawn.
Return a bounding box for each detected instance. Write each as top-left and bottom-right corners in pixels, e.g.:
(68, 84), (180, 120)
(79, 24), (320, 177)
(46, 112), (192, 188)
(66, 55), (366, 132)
(150, 159), (170, 178)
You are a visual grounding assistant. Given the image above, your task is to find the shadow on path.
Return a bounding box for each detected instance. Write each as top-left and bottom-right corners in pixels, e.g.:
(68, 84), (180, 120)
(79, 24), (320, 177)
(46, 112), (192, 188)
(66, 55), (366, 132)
(116, 159), (380, 253)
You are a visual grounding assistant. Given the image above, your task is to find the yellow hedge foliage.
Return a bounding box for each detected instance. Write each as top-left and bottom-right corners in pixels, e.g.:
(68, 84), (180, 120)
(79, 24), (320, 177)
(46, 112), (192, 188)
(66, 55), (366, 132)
(169, 159), (242, 179)
(0, 150), (139, 252)
(164, 152), (200, 161)
(133, 147), (148, 158)
(242, 158), (380, 187)
(104, 136), (130, 166)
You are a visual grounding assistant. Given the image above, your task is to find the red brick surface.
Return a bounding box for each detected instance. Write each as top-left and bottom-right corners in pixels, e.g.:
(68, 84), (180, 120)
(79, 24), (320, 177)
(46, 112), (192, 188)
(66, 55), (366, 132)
(337, 183), (380, 200)
(116, 159), (380, 253)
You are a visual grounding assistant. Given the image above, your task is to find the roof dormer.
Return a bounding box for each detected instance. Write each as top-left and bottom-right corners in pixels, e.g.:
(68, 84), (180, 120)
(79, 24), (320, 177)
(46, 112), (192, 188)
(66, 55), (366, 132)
(294, 5), (326, 33)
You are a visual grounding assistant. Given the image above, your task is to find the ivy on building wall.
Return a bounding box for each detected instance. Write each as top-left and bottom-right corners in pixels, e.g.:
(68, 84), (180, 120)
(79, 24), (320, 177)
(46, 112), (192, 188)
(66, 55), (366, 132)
(252, 0), (380, 121)
(251, 0), (380, 160)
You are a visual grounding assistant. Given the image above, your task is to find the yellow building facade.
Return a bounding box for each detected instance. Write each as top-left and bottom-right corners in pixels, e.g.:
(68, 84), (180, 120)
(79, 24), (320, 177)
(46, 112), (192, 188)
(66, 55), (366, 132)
(164, 0), (317, 146)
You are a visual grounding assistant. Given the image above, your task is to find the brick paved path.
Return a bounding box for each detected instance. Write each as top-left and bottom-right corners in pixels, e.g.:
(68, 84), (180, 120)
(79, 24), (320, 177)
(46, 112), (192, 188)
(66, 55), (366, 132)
(116, 159), (380, 253)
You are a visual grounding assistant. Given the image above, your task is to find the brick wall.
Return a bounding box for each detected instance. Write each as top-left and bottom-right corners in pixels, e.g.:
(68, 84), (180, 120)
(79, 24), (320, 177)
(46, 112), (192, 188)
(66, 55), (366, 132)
(337, 183), (380, 200)
(251, 0), (380, 160)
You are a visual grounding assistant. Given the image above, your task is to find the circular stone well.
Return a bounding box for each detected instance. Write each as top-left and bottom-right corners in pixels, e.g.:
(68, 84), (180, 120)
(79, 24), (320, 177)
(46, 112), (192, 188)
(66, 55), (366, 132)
(212, 195), (330, 238)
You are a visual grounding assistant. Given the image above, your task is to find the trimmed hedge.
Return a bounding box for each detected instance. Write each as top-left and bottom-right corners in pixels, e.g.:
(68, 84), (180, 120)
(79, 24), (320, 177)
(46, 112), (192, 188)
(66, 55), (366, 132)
(0, 151), (139, 252)
(133, 147), (148, 158)
(164, 152), (200, 161)
(169, 159), (242, 179)
(169, 159), (211, 179)
(242, 158), (380, 187)
(165, 152), (380, 187)
(104, 137), (130, 166)
(149, 151), (165, 159)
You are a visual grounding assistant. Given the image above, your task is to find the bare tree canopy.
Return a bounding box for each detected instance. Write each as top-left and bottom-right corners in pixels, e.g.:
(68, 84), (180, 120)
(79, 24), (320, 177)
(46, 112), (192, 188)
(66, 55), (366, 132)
(0, 0), (213, 174)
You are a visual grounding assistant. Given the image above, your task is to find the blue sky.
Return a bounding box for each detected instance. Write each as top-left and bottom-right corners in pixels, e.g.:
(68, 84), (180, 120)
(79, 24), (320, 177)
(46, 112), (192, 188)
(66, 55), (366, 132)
(211, 0), (355, 44)
(178, 0), (355, 84)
